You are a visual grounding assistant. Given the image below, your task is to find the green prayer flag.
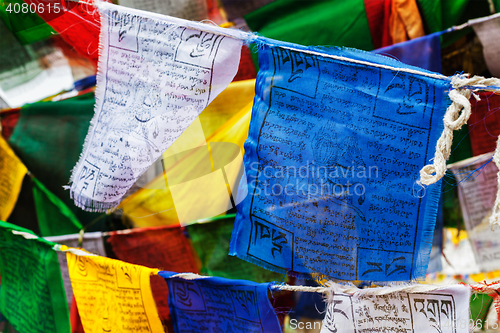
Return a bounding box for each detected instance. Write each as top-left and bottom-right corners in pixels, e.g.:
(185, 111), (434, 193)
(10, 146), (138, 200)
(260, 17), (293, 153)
(0, 0), (54, 45)
(187, 215), (283, 283)
(449, 128), (473, 164)
(32, 177), (82, 237)
(0, 221), (70, 333)
(0, 19), (43, 92)
(470, 293), (493, 329)
(8, 93), (102, 226)
(244, 0), (374, 51)
(417, 0), (492, 47)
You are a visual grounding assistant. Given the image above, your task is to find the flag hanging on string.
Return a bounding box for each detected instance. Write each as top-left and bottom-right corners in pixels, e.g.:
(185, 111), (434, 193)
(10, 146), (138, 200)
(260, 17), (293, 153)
(449, 153), (500, 273)
(469, 91), (500, 156)
(471, 14), (500, 78)
(373, 31), (443, 73)
(159, 271), (283, 333)
(117, 0), (209, 21)
(32, 177), (83, 237)
(417, 0), (492, 46)
(388, 0), (425, 44)
(69, 2), (243, 212)
(244, 0), (373, 51)
(321, 284), (470, 333)
(107, 225), (199, 325)
(220, 0), (276, 21)
(0, 19), (73, 108)
(7, 93), (100, 226)
(21, 0), (105, 65)
(67, 252), (165, 333)
(46, 232), (106, 306)
(0, 221), (70, 333)
(0, 134), (26, 221)
(364, 0), (392, 49)
(230, 44), (448, 281)
(107, 225), (198, 273)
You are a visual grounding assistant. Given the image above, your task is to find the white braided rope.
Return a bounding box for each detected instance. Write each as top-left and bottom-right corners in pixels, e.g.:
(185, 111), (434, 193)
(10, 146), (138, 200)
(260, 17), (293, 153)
(275, 281), (500, 297)
(420, 75), (500, 185)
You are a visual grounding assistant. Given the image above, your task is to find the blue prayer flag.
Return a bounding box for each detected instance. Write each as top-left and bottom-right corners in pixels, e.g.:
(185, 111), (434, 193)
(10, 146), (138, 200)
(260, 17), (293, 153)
(373, 32), (443, 73)
(229, 43), (449, 281)
(159, 271), (282, 333)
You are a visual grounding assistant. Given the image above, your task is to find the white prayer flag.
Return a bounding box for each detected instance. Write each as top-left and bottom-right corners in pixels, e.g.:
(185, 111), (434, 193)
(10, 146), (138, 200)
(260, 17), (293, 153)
(321, 285), (470, 333)
(449, 153), (500, 272)
(69, 2), (243, 211)
(471, 13), (500, 77)
(118, 0), (208, 22)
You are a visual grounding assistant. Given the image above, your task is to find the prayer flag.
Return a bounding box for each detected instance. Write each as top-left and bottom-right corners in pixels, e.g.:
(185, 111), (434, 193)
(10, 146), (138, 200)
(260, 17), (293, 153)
(0, 0), (54, 44)
(244, 0), (373, 51)
(442, 228), (480, 275)
(108, 225), (199, 325)
(449, 153), (500, 273)
(471, 15), (500, 78)
(470, 293), (493, 329)
(374, 32), (443, 73)
(0, 108), (20, 141)
(67, 252), (165, 333)
(233, 46), (258, 82)
(417, 0), (491, 46)
(469, 92), (500, 156)
(22, 0), (104, 65)
(0, 221), (70, 333)
(187, 215), (283, 282)
(0, 20), (73, 108)
(69, 2), (243, 212)
(388, 0), (425, 44)
(8, 93), (100, 225)
(117, 0), (208, 21)
(46, 231), (106, 305)
(230, 44), (448, 281)
(32, 177), (83, 237)
(320, 284), (470, 333)
(220, 0), (276, 21)
(107, 225), (198, 273)
(0, 134), (26, 221)
(364, 0), (392, 49)
(160, 271), (283, 332)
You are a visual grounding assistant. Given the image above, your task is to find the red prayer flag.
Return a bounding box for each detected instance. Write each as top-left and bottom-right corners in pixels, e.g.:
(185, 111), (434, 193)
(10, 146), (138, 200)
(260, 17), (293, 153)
(364, 0), (392, 49)
(70, 296), (85, 333)
(22, 0), (104, 66)
(0, 108), (20, 141)
(233, 45), (257, 82)
(469, 92), (500, 156)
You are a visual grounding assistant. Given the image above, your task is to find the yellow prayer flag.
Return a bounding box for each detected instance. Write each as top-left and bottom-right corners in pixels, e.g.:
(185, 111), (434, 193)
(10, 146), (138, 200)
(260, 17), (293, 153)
(198, 78), (255, 138)
(118, 80), (254, 227)
(66, 252), (165, 333)
(0, 134), (27, 220)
